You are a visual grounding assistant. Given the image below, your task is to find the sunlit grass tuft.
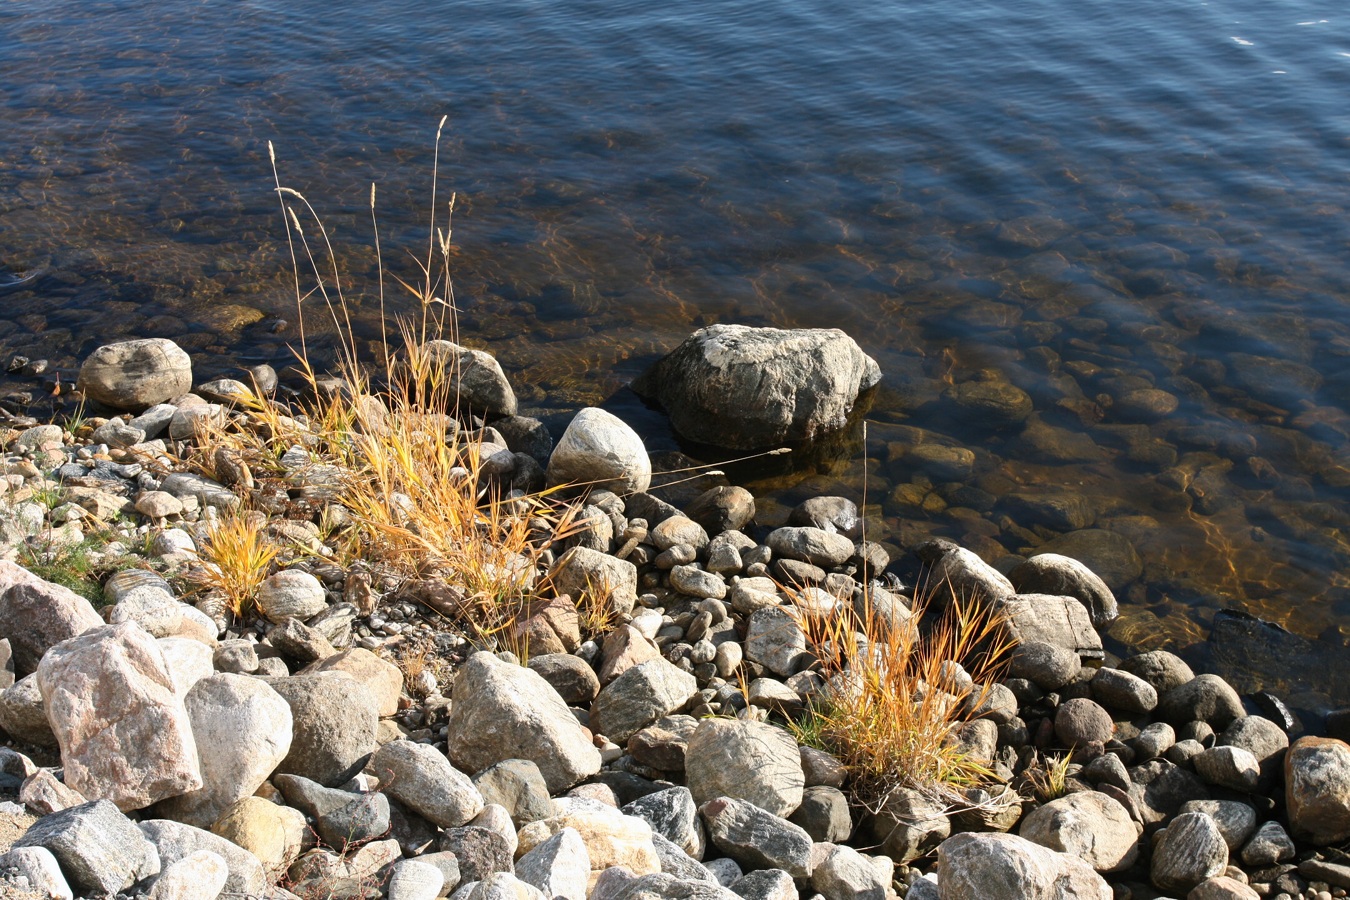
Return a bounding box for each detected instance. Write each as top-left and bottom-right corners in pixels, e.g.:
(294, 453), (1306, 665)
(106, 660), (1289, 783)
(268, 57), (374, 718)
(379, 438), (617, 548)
(789, 579), (1013, 805)
(191, 512), (280, 620)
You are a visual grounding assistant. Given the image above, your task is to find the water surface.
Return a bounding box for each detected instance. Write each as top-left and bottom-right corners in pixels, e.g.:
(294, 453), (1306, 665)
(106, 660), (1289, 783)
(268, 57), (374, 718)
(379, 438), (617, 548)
(4, 0), (1350, 700)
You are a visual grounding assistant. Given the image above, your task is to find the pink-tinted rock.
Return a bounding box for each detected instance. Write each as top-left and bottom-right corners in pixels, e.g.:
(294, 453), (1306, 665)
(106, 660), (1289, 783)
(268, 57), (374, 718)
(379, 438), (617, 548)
(37, 623), (202, 810)
(0, 561), (103, 675)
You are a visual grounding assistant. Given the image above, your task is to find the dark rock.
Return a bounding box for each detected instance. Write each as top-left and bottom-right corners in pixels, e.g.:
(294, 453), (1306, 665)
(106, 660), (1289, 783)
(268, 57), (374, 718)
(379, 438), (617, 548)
(699, 796), (814, 879)
(438, 825), (514, 882)
(632, 324), (881, 450)
(788, 785), (852, 843)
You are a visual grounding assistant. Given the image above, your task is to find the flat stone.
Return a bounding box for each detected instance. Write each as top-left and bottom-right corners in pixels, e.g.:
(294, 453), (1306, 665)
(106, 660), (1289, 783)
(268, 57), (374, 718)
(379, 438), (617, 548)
(13, 800), (159, 897)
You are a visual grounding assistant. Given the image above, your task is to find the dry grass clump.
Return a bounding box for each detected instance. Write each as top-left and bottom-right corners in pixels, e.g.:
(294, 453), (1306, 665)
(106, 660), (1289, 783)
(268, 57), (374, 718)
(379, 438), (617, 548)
(183, 121), (581, 643)
(191, 512), (279, 619)
(790, 580), (1012, 804)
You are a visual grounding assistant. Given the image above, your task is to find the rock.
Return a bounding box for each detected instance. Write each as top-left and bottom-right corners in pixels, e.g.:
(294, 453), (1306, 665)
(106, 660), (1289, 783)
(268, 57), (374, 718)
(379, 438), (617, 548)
(0, 846), (72, 900)
(685, 487), (756, 534)
(866, 788), (949, 863)
(155, 673), (292, 827)
(287, 839), (399, 900)
(77, 339), (193, 411)
(935, 832), (1110, 900)
(13, 800), (159, 897)
(546, 407), (651, 493)
(1158, 675), (1245, 729)
(1240, 820), (1295, 866)
(1008, 641), (1081, 690)
(1119, 650), (1194, 694)
(146, 849), (229, 900)
(19, 769), (86, 815)
(1285, 736), (1350, 844)
(1034, 529), (1141, 592)
(1089, 667), (1157, 714)
(629, 715), (700, 773)
(731, 868), (795, 900)
(593, 657), (698, 744)
(269, 618), (335, 662)
(685, 718), (804, 818)
(1129, 759), (1211, 826)
(516, 803), (659, 876)
(1001, 491), (1094, 532)
(521, 656), (596, 710)
(36, 622), (201, 810)
(256, 570), (328, 623)
(744, 606), (808, 677)
(0, 563), (104, 675)
(789, 786), (852, 843)
(211, 796), (308, 876)
(1219, 715), (1288, 782)
(303, 648), (404, 719)
(370, 739), (484, 828)
(388, 859), (445, 900)
(420, 340), (518, 419)
(596, 871), (736, 900)
(158, 472), (239, 513)
(1150, 812), (1228, 893)
(512, 596), (583, 658)
(1009, 554), (1117, 628)
(1054, 698), (1114, 746)
(1193, 745), (1260, 792)
(1179, 800), (1257, 851)
(1017, 791), (1139, 873)
(800, 747), (847, 788)
(669, 565), (727, 601)
(913, 542), (1013, 604)
(765, 527), (855, 569)
(267, 672), (379, 786)
(602, 623), (664, 685)
(699, 796), (814, 879)
(632, 324), (880, 449)
(139, 819), (268, 898)
(1186, 876), (1260, 900)
(810, 844), (890, 900)
(471, 759), (553, 827)
(998, 593), (1103, 659)
(0, 674), (58, 747)
(514, 827), (589, 900)
(622, 787), (705, 859)
(447, 652), (601, 793)
(945, 380), (1033, 429)
(650, 832), (717, 883)
(549, 547), (638, 619)
(276, 773), (390, 851)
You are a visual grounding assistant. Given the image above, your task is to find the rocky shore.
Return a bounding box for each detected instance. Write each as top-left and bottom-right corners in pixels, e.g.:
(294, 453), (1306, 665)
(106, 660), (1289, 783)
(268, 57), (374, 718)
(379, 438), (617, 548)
(0, 326), (1347, 900)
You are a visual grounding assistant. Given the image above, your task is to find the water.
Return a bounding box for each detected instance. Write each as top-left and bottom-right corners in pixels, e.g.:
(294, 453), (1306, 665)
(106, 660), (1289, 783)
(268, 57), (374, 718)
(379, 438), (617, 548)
(4, 0), (1350, 699)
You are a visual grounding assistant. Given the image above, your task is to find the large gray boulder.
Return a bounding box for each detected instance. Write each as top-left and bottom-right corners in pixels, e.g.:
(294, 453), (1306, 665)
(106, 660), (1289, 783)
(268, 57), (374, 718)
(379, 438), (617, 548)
(1150, 812), (1229, 893)
(266, 673), (379, 787)
(685, 719), (804, 818)
(447, 652), (601, 793)
(155, 674), (293, 828)
(935, 832), (1111, 899)
(37, 622), (202, 811)
(547, 407), (651, 493)
(632, 324), (881, 449)
(77, 339), (193, 411)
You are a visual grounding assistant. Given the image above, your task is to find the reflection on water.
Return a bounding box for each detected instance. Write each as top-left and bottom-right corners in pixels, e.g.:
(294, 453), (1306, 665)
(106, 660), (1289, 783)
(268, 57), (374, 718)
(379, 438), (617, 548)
(4, 0), (1350, 697)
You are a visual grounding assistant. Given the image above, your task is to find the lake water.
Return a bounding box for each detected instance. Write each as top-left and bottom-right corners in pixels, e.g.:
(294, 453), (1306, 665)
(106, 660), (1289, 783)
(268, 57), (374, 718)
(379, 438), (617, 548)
(3, 0), (1350, 702)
